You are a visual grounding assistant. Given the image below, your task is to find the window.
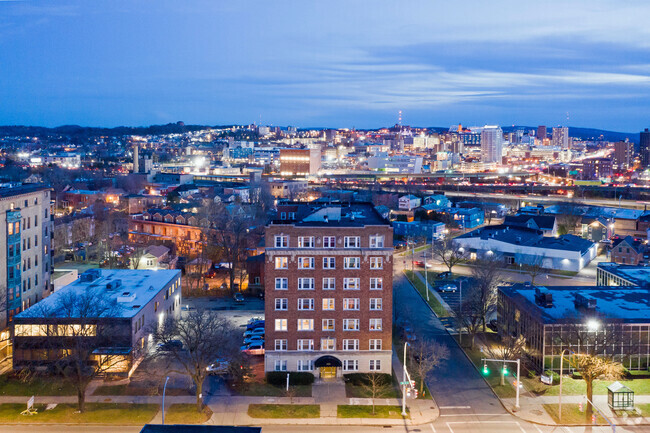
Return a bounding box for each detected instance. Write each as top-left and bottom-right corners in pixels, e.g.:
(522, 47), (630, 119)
(323, 236), (336, 248)
(322, 298), (335, 310)
(369, 339), (383, 351)
(275, 298), (288, 311)
(297, 339), (314, 351)
(322, 319), (335, 331)
(298, 236), (314, 248)
(275, 319), (287, 331)
(343, 298), (360, 310)
(297, 319), (314, 331)
(321, 338), (336, 351)
(343, 339), (359, 351)
(34, 215), (38, 227)
(344, 257), (360, 269)
(275, 257), (288, 269)
(297, 360), (314, 371)
(7, 223), (12, 235)
(369, 235), (384, 248)
(369, 360), (381, 371)
(323, 257), (336, 269)
(343, 319), (359, 331)
(297, 298), (314, 310)
(298, 278), (314, 290)
(274, 360), (287, 371)
(322, 277), (335, 290)
(369, 319), (382, 331)
(344, 236), (360, 248)
(274, 235), (288, 248)
(370, 257), (383, 269)
(275, 339), (287, 351)
(343, 360), (359, 371)
(297, 257), (314, 269)
(343, 278), (360, 290)
(275, 278), (288, 290)
(370, 298), (383, 311)
(370, 278), (383, 290)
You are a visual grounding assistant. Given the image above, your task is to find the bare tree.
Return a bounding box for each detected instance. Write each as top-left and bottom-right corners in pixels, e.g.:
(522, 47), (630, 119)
(28, 287), (127, 413)
(522, 254), (546, 285)
(431, 238), (467, 274)
(408, 339), (449, 395)
(129, 248), (147, 270)
(486, 335), (526, 386)
(471, 256), (502, 332)
(452, 293), (483, 350)
(556, 201), (583, 235)
(360, 372), (393, 415)
(149, 310), (240, 411)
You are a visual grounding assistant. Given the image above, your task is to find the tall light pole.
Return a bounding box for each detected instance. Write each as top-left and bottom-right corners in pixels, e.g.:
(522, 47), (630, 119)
(402, 341), (409, 416)
(559, 349), (570, 422)
(423, 250), (429, 301)
(162, 376), (170, 425)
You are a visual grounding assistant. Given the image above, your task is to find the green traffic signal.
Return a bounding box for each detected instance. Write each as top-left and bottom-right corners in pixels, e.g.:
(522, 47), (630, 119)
(502, 365), (508, 376)
(482, 364), (489, 375)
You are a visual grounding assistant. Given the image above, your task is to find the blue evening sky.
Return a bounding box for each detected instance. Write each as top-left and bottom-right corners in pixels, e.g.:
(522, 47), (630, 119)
(1, 0), (649, 130)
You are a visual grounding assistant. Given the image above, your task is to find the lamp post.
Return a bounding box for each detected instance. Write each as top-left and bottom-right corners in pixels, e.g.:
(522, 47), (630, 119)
(423, 251), (429, 301)
(559, 349), (570, 422)
(162, 376), (170, 425)
(402, 341), (409, 416)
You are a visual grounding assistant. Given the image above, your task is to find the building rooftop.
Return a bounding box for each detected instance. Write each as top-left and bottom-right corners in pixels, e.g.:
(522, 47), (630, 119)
(597, 262), (650, 286)
(500, 284), (650, 324)
(17, 269), (180, 319)
(457, 225), (593, 253)
(0, 183), (50, 199)
(271, 202), (389, 227)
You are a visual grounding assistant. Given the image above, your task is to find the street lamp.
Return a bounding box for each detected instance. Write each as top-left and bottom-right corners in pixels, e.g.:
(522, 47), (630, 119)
(162, 376), (170, 425)
(423, 250), (429, 302)
(402, 341), (410, 416)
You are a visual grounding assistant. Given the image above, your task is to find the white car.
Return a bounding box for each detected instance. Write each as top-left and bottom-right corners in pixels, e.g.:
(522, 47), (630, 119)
(206, 359), (229, 375)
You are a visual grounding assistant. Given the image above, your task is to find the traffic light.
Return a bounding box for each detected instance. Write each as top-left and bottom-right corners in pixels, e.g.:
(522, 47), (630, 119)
(482, 363), (489, 375)
(502, 365), (508, 376)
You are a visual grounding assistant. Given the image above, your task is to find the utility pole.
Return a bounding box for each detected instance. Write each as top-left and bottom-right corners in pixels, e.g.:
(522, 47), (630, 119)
(423, 250), (429, 301)
(162, 376), (170, 425)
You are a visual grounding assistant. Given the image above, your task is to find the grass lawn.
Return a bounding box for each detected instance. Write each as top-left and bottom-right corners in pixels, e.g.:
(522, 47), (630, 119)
(0, 403), (158, 424)
(236, 382), (312, 397)
(247, 404), (319, 418)
(523, 376), (650, 396)
(404, 270), (449, 317)
(543, 403), (608, 425)
(337, 405), (409, 419)
(0, 374), (77, 396)
(455, 336), (517, 398)
(345, 381), (400, 399)
(93, 384), (191, 396)
(164, 404), (212, 424)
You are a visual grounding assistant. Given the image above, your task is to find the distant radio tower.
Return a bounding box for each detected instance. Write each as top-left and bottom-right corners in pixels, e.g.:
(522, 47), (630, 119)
(398, 110), (402, 127)
(566, 112), (570, 123)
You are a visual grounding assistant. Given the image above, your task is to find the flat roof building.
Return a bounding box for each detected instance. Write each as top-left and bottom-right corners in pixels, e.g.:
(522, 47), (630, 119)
(596, 262), (650, 287)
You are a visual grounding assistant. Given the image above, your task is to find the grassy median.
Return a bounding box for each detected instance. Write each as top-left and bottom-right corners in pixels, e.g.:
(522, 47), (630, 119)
(0, 403), (158, 424)
(337, 405), (409, 419)
(164, 404), (213, 424)
(404, 270), (449, 317)
(247, 404), (320, 418)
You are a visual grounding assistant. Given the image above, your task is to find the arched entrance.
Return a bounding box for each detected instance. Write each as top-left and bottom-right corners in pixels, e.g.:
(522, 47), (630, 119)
(314, 355), (342, 379)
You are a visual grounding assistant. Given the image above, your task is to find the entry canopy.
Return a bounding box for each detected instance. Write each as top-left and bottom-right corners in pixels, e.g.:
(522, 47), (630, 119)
(314, 355), (342, 367)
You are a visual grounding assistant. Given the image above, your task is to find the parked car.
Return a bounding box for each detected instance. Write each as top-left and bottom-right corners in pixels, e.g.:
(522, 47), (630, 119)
(206, 359), (229, 375)
(243, 335), (264, 345)
(157, 340), (184, 352)
(246, 320), (264, 330)
(248, 316), (264, 324)
(487, 320), (498, 332)
(439, 284), (457, 293)
(414, 260), (433, 269)
(437, 271), (452, 279)
(243, 327), (265, 338)
(233, 293), (244, 303)
(242, 343), (265, 356)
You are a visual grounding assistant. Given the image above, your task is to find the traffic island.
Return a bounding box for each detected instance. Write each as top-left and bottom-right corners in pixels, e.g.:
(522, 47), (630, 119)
(247, 404), (320, 418)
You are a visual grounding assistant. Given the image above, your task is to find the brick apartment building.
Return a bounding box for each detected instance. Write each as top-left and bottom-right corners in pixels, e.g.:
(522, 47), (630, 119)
(610, 236), (647, 265)
(128, 209), (204, 255)
(264, 203), (393, 378)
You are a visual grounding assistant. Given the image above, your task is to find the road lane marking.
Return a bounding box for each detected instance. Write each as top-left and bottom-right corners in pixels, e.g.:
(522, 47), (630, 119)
(440, 413), (513, 417)
(430, 423), (436, 433)
(447, 420), (526, 433)
(439, 406), (471, 409)
(534, 425), (544, 433)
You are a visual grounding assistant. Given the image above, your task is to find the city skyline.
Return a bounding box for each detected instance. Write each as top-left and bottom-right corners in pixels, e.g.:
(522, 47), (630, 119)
(1, 0), (650, 130)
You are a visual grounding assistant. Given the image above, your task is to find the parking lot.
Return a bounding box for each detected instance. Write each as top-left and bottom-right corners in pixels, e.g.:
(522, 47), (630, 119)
(431, 279), (463, 309)
(183, 296), (264, 329)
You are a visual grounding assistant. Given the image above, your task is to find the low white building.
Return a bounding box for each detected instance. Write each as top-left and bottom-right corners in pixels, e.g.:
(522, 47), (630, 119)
(398, 195), (421, 211)
(453, 225), (597, 272)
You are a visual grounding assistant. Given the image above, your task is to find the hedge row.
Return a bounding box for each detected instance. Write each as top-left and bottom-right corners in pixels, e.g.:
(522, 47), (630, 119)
(266, 372), (315, 386)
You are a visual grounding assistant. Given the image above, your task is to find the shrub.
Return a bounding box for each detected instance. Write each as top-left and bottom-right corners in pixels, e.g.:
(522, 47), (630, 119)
(543, 370), (560, 385)
(266, 372), (314, 386)
(343, 373), (393, 386)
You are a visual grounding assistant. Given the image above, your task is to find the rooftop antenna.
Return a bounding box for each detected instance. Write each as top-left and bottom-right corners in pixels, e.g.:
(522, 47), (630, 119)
(398, 110), (402, 127)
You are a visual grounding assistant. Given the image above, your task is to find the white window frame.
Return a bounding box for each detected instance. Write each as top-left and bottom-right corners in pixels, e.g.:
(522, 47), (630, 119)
(275, 257), (288, 269)
(298, 257), (315, 269)
(323, 257), (336, 269)
(369, 298), (382, 311)
(321, 338), (336, 351)
(297, 298), (314, 310)
(322, 298), (335, 311)
(322, 318), (335, 331)
(275, 277), (288, 290)
(343, 319), (360, 331)
(369, 360), (381, 371)
(343, 359), (359, 371)
(370, 278), (383, 290)
(369, 339), (383, 351)
(274, 359), (288, 371)
(297, 339), (314, 351)
(322, 277), (336, 290)
(323, 236), (336, 248)
(343, 339), (359, 351)
(369, 318), (382, 331)
(344, 236), (360, 248)
(274, 319), (287, 331)
(343, 298), (360, 311)
(369, 257), (383, 269)
(344, 257), (361, 269)
(297, 318), (314, 331)
(274, 235), (288, 248)
(298, 278), (315, 290)
(369, 235), (385, 248)
(298, 236), (314, 248)
(275, 339), (287, 351)
(275, 298), (288, 311)
(297, 359), (314, 371)
(343, 278), (360, 290)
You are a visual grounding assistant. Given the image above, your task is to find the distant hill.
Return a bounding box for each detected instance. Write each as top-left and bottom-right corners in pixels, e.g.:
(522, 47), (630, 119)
(0, 122), (224, 137)
(501, 125), (639, 144)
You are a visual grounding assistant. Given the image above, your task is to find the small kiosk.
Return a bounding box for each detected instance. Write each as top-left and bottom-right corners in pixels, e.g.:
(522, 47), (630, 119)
(607, 381), (634, 411)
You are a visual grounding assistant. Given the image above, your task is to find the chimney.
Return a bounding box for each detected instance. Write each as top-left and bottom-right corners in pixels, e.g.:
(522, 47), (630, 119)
(324, 215), (329, 223)
(133, 144), (139, 173)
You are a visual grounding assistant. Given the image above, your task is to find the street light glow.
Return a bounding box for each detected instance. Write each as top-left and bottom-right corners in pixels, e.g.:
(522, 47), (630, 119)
(586, 319), (601, 332)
